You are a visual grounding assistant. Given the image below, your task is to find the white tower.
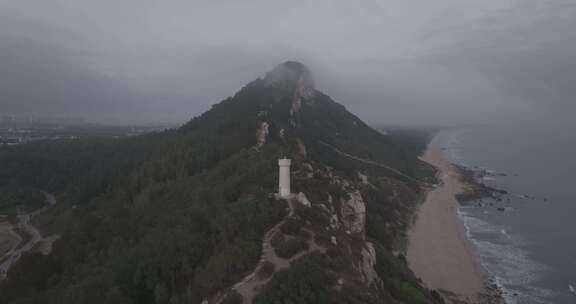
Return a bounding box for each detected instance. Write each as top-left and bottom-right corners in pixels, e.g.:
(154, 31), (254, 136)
(278, 158), (292, 198)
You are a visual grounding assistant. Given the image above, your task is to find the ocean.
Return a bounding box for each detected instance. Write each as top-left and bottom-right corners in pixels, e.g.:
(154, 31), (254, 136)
(438, 123), (576, 304)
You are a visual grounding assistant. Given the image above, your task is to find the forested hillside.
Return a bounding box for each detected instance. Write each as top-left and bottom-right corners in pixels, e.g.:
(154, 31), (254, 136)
(0, 62), (440, 304)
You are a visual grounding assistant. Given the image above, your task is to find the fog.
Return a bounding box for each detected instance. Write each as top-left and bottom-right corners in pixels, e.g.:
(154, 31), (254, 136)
(1, 0), (574, 125)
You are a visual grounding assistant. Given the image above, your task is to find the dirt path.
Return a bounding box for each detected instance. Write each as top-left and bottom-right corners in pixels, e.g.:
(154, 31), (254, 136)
(0, 192), (57, 280)
(318, 141), (428, 185)
(0, 222), (21, 259)
(214, 196), (326, 304)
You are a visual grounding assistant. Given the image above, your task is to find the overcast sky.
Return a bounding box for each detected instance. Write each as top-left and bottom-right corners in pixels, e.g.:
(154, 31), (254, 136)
(0, 0), (574, 125)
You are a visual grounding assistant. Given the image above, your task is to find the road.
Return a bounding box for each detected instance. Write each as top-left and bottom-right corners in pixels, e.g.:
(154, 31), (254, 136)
(0, 192), (56, 280)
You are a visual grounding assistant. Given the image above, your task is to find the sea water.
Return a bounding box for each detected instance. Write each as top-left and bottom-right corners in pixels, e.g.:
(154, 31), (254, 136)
(438, 123), (576, 304)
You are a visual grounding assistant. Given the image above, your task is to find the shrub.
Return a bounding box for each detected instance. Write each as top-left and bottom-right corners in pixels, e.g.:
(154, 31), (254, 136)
(221, 290), (243, 304)
(275, 238), (309, 259)
(397, 281), (427, 304)
(256, 261), (275, 280)
(270, 232), (284, 249)
(279, 218), (302, 236)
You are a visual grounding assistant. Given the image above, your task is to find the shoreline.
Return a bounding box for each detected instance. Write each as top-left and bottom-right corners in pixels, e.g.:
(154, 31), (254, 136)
(407, 135), (491, 303)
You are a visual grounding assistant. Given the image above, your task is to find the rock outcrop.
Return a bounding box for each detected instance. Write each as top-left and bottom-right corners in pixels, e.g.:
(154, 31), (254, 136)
(264, 61), (315, 91)
(255, 121), (269, 148)
(340, 190), (367, 235)
(359, 242), (380, 286)
(296, 192), (311, 207)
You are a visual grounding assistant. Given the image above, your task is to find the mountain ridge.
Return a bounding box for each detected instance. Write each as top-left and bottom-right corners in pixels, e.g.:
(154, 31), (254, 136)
(0, 61), (440, 304)
(181, 61), (431, 179)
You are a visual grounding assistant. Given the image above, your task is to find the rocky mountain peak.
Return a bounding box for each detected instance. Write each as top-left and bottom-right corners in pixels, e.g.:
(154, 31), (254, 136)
(264, 61), (315, 90)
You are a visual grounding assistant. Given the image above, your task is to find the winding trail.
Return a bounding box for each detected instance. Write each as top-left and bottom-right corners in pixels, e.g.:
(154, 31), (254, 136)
(0, 222), (21, 260)
(0, 192), (57, 280)
(212, 140), (429, 303)
(318, 141), (429, 186)
(213, 196), (326, 304)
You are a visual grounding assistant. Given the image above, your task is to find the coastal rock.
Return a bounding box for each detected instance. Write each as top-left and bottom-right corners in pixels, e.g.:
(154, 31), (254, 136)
(454, 164), (509, 205)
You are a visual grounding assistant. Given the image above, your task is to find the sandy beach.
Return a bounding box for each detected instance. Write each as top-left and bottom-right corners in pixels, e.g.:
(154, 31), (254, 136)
(407, 136), (485, 303)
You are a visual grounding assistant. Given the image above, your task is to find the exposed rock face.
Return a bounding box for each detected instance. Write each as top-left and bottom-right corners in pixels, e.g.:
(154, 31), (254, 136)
(296, 164), (383, 290)
(340, 190), (366, 235)
(296, 138), (307, 157)
(264, 61), (315, 121)
(331, 236), (338, 245)
(264, 61), (314, 91)
(329, 214), (340, 230)
(358, 172), (369, 185)
(255, 121), (269, 148)
(289, 76), (314, 116)
(290, 76), (304, 115)
(302, 162), (313, 178)
(296, 192), (311, 207)
(359, 242), (380, 286)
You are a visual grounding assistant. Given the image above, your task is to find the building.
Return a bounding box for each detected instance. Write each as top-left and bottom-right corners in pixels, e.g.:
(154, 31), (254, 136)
(278, 158), (292, 198)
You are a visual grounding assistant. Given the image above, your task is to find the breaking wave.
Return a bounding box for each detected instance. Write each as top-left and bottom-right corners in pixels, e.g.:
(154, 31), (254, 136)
(458, 208), (555, 303)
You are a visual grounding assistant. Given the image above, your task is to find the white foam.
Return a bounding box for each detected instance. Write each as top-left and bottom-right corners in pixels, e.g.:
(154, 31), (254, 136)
(457, 209), (555, 303)
(569, 284), (575, 294)
(445, 127), (560, 303)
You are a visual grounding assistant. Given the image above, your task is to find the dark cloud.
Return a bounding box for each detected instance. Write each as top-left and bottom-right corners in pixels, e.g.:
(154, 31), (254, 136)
(0, 1), (574, 125)
(430, 0), (576, 116)
(0, 17), (145, 123)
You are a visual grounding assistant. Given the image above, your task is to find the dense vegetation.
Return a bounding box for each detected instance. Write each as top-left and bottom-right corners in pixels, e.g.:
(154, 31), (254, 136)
(0, 62), (438, 304)
(383, 127), (437, 159)
(0, 187), (46, 215)
(0, 142), (287, 303)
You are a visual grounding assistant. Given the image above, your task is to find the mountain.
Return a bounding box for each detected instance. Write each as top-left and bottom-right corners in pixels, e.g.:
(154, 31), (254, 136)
(0, 62), (439, 304)
(182, 61), (426, 178)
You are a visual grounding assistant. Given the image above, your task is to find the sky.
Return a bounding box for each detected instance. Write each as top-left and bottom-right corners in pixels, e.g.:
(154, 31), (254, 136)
(0, 0), (574, 125)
